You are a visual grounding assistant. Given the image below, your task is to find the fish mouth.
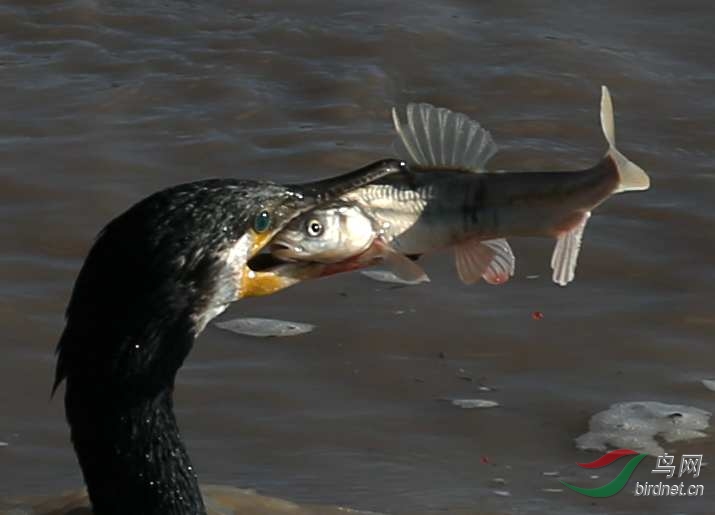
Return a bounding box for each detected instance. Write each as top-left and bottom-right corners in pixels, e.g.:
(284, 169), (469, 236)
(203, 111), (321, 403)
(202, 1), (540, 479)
(246, 243), (305, 271)
(265, 242), (303, 263)
(246, 251), (291, 272)
(242, 242), (374, 298)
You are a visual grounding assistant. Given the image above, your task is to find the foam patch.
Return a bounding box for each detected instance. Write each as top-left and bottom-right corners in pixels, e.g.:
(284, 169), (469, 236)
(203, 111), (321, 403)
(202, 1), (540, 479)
(575, 401), (711, 456)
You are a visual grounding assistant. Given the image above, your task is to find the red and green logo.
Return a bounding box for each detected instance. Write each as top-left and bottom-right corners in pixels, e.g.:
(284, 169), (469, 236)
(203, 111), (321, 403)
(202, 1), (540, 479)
(561, 449), (648, 497)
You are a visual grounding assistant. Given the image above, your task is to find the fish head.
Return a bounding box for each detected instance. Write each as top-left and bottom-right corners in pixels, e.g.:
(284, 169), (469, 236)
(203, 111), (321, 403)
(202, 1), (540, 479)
(269, 203), (376, 263)
(237, 160), (406, 298)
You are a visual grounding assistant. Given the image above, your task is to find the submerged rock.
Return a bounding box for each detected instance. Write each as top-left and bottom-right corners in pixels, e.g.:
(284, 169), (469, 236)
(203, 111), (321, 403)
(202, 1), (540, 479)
(575, 401), (711, 455)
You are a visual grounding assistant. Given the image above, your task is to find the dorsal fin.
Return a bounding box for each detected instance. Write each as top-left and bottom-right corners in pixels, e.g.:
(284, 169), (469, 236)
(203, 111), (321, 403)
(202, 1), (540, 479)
(392, 103), (498, 171)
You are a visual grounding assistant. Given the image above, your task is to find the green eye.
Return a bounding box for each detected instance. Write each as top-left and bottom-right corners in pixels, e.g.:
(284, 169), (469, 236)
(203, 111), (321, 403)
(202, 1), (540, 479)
(253, 210), (272, 233)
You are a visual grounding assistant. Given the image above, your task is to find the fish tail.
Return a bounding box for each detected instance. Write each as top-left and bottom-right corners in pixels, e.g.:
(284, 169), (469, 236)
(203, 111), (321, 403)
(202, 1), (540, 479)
(600, 85), (650, 193)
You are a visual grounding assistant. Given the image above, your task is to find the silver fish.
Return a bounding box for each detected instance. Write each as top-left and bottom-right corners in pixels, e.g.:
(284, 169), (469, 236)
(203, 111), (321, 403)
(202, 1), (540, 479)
(270, 201), (430, 282)
(270, 204), (375, 263)
(271, 86), (650, 286)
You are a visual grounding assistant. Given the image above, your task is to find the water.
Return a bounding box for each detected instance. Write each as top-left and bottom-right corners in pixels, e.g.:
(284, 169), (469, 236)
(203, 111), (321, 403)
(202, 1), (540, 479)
(1, 1), (713, 513)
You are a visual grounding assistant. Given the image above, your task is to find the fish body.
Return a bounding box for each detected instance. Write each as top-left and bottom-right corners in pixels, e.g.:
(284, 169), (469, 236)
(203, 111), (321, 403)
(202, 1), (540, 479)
(271, 86), (649, 286)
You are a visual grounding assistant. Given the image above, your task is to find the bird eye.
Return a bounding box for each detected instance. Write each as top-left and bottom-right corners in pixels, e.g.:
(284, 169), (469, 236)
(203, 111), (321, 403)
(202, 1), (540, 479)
(253, 210), (272, 233)
(306, 219), (323, 237)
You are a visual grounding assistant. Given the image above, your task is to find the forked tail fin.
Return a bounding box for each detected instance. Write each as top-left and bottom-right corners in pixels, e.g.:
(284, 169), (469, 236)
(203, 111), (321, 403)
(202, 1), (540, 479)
(600, 85), (650, 193)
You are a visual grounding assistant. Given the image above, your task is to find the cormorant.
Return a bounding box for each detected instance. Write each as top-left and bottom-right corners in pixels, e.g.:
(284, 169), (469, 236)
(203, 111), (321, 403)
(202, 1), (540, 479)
(46, 160), (404, 515)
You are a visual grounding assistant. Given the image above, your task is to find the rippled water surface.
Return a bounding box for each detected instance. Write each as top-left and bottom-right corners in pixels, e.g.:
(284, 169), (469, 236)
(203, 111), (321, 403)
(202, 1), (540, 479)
(1, 1), (714, 514)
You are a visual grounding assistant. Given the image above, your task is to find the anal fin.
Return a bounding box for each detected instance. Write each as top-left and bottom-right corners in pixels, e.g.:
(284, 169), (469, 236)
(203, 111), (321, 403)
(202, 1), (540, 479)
(455, 238), (515, 285)
(551, 211), (591, 286)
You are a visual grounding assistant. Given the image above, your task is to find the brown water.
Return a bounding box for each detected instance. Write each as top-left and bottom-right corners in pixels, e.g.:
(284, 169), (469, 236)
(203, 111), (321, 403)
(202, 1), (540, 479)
(1, 1), (714, 514)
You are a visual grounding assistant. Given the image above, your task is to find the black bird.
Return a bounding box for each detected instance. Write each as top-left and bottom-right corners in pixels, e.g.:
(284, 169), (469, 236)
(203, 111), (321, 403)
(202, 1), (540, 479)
(45, 160), (404, 515)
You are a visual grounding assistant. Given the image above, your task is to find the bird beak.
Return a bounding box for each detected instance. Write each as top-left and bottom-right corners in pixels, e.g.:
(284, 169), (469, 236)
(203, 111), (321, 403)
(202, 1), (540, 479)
(289, 158), (405, 203)
(238, 159), (407, 299)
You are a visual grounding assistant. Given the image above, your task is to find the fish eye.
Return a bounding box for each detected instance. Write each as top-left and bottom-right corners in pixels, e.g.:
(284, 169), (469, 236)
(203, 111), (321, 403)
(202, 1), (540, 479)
(253, 210), (272, 233)
(305, 219), (324, 237)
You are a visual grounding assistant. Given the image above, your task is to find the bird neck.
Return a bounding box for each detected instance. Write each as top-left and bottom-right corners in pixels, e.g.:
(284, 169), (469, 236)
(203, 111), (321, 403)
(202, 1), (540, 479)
(65, 380), (206, 515)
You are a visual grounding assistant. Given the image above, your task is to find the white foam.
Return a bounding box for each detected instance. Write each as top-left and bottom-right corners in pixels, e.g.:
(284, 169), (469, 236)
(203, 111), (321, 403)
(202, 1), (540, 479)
(575, 401), (711, 456)
(215, 318), (315, 338)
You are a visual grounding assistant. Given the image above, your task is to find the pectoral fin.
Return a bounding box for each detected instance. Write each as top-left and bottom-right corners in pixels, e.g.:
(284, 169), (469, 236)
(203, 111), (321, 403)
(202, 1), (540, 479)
(455, 238), (515, 285)
(551, 212), (591, 286)
(373, 239), (430, 283)
(317, 240), (428, 284)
